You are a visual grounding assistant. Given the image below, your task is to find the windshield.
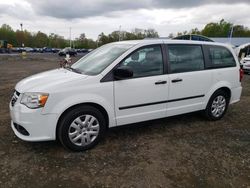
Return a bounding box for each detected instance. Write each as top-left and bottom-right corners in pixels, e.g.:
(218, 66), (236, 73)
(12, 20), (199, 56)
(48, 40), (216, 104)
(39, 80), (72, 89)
(71, 43), (134, 75)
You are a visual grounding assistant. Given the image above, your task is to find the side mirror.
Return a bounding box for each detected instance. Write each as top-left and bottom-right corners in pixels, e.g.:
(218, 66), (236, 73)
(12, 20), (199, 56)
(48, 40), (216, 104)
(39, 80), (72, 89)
(114, 66), (133, 80)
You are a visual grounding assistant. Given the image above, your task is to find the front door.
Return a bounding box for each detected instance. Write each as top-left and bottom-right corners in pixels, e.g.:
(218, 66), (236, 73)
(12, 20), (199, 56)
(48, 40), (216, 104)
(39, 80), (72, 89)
(114, 45), (169, 125)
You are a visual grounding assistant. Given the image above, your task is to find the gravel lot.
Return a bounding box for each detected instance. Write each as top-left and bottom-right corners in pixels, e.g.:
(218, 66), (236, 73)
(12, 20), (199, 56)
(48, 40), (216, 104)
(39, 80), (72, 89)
(0, 53), (250, 188)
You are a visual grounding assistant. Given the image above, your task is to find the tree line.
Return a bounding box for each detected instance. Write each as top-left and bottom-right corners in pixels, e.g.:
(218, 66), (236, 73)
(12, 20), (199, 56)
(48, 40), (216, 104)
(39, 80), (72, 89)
(0, 24), (68, 48)
(0, 24), (158, 49)
(169, 19), (250, 38)
(1, 19), (250, 49)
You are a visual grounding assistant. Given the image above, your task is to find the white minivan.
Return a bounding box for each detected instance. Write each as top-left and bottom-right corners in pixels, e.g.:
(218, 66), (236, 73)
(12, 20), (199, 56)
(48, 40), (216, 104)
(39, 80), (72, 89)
(10, 40), (243, 151)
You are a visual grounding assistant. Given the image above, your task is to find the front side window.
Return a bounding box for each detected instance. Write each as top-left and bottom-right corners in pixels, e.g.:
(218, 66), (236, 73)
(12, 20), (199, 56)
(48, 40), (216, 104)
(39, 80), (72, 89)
(120, 45), (164, 78)
(72, 43), (134, 75)
(168, 45), (205, 73)
(208, 46), (236, 67)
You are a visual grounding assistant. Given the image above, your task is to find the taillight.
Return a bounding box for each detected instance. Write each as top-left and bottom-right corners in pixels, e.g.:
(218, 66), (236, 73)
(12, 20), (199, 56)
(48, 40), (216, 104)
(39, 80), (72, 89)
(240, 68), (244, 82)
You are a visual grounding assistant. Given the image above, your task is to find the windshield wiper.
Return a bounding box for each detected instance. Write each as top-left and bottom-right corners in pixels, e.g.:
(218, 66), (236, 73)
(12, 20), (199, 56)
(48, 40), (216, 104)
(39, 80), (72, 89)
(65, 67), (83, 74)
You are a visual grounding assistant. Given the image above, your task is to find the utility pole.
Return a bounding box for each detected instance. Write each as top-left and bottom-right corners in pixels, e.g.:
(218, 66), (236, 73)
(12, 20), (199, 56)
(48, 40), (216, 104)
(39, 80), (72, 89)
(119, 25), (121, 41)
(69, 27), (72, 48)
(229, 25), (234, 44)
(20, 23), (24, 47)
(97, 34), (101, 48)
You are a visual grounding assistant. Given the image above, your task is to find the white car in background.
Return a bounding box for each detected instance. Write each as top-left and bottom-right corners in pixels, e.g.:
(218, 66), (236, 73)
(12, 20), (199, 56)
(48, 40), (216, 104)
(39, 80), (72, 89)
(240, 55), (250, 74)
(10, 39), (243, 151)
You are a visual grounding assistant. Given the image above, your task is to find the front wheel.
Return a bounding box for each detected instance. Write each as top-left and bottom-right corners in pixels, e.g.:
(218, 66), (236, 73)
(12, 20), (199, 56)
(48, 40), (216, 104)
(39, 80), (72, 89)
(58, 105), (106, 151)
(204, 90), (230, 121)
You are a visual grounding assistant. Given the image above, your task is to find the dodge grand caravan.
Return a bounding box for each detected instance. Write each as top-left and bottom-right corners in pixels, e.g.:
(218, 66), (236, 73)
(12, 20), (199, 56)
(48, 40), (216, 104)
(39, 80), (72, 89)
(10, 40), (243, 151)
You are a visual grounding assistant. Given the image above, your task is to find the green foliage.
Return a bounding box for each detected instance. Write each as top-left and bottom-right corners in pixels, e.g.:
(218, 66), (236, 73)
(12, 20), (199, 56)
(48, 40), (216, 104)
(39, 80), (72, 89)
(201, 19), (232, 37)
(97, 28), (159, 46)
(0, 24), (159, 49)
(189, 19), (250, 37)
(0, 24), (68, 48)
(0, 24), (17, 46)
(48, 33), (67, 48)
(74, 33), (96, 49)
(74, 28), (159, 48)
(2, 20), (250, 49)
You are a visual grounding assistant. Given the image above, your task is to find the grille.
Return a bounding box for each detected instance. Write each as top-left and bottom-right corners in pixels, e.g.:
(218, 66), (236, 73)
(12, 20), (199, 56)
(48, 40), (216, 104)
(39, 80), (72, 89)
(11, 90), (20, 107)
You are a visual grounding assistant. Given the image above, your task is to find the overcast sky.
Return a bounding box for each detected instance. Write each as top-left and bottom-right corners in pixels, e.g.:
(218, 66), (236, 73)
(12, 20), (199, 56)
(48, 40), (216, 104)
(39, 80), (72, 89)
(0, 0), (250, 40)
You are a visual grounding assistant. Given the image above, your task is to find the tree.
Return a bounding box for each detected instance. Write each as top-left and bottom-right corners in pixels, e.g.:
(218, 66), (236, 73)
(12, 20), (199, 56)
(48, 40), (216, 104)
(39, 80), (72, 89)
(201, 19), (233, 37)
(15, 30), (24, 47)
(0, 24), (17, 45)
(174, 19), (250, 38)
(48, 33), (67, 48)
(233, 25), (250, 37)
(79, 33), (86, 40)
(98, 32), (110, 45)
(2, 19), (250, 49)
(144, 28), (159, 38)
(190, 28), (201, 35)
(34, 31), (49, 47)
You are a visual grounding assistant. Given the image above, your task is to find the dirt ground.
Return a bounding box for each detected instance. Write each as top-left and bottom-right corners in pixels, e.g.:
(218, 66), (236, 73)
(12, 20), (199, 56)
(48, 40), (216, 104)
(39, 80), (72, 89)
(0, 53), (250, 188)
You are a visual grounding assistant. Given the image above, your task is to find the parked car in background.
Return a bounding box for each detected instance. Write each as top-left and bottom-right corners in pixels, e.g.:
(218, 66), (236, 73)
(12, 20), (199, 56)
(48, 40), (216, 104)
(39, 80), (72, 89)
(79, 48), (89, 53)
(32, 48), (40, 53)
(12, 47), (26, 53)
(240, 55), (250, 74)
(12, 47), (21, 53)
(52, 48), (60, 53)
(10, 40), (242, 151)
(40, 47), (53, 53)
(58, 47), (77, 56)
(24, 47), (34, 52)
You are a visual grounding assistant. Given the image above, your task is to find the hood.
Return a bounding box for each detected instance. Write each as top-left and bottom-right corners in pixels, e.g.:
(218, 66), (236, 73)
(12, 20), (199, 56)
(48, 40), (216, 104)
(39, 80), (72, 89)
(16, 68), (88, 93)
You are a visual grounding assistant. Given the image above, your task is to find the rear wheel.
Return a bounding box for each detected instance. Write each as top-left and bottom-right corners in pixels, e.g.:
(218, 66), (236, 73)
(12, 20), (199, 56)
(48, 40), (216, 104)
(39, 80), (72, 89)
(204, 90), (230, 121)
(58, 105), (106, 151)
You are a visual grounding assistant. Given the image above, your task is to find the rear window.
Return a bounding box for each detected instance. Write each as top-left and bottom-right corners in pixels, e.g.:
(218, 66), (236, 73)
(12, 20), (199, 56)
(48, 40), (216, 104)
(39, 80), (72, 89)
(208, 46), (236, 67)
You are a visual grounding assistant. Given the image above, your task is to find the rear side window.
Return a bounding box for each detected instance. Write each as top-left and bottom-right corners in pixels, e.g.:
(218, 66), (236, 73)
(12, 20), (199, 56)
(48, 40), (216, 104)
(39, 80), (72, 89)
(208, 46), (236, 67)
(167, 45), (205, 73)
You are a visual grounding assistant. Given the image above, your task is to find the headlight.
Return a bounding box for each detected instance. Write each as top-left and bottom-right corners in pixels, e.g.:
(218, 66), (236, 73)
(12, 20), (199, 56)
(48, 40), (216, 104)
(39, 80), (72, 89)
(21, 92), (49, 109)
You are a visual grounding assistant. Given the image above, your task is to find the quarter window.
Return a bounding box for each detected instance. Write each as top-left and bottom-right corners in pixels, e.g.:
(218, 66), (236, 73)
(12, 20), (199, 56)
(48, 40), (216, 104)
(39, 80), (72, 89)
(208, 46), (236, 67)
(120, 45), (164, 78)
(168, 45), (205, 73)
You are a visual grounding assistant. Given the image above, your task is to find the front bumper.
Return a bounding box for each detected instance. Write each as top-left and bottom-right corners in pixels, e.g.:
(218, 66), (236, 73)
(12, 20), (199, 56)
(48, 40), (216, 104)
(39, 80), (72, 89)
(9, 100), (58, 142)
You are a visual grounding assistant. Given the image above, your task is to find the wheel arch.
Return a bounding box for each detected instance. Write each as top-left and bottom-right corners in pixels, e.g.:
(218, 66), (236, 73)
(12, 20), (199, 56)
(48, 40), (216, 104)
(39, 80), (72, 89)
(218, 87), (231, 100)
(204, 86), (232, 109)
(56, 102), (109, 140)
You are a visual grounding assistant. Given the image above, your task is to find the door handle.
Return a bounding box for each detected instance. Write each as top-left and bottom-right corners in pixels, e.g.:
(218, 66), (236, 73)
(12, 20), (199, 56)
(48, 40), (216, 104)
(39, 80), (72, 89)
(155, 80), (167, 85)
(171, 78), (183, 83)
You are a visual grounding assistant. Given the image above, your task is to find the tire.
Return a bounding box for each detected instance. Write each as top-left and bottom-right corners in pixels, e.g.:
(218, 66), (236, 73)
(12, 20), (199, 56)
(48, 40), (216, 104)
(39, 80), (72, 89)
(204, 90), (230, 121)
(58, 105), (106, 151)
